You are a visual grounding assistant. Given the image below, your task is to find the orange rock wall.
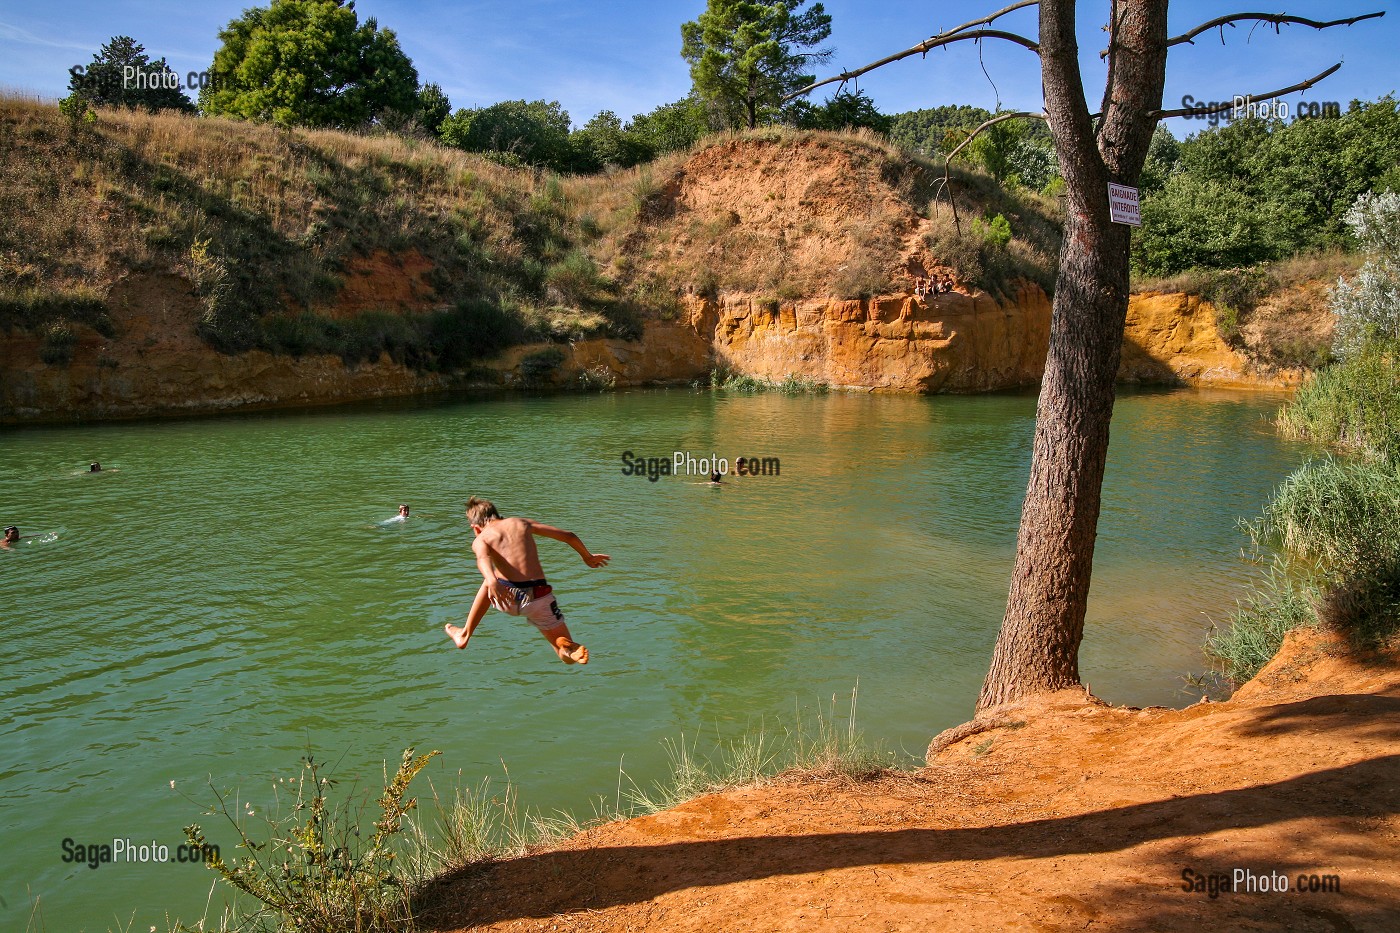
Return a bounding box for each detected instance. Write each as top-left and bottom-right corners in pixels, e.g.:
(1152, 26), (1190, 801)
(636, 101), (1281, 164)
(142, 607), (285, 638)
(2, 285), (1298, 424)
(697, 288), (1053, 392)
(2, 343), (455, 422)
(1121, 291), (1302, 388)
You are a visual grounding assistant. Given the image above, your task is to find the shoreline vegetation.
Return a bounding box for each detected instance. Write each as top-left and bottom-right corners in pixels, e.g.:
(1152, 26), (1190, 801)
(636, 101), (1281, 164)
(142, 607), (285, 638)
(40, 690), (893, 933)
(1204, 194), (1400, 684)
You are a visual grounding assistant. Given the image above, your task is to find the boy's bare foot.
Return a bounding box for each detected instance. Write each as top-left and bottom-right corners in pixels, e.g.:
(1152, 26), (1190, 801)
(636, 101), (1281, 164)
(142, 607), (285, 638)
(445, 623), (470, 649)
(557, 641), (589, 665)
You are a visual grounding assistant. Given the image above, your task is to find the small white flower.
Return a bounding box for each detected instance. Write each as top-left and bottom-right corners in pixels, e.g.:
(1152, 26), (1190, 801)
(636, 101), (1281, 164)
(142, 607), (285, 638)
(170, 780), (176, 789)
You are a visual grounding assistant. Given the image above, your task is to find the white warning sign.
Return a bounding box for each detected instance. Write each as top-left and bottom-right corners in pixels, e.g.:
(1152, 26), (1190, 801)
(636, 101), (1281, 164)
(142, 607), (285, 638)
(1108, 183), (1141, 226)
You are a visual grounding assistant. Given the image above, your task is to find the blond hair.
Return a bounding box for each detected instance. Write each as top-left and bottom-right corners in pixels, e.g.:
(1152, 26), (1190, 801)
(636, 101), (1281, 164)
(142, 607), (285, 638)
(465, 496), (501, 526)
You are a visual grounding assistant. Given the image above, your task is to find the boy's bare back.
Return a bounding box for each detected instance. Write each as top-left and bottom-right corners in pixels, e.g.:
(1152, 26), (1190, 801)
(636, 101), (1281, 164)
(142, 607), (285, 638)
(473, 516), (545, 581)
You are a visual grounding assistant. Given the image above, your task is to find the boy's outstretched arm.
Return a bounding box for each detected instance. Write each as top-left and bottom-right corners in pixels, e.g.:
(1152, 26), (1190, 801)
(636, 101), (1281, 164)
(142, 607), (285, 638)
(528, 521), (610, 568)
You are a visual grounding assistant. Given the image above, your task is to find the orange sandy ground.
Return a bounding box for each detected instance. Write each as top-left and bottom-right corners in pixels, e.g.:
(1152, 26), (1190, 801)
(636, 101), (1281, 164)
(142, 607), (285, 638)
(419, 630), (1400, 932)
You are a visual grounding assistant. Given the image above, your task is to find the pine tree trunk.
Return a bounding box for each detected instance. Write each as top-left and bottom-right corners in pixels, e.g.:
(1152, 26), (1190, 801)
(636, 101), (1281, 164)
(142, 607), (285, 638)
(976, 0), (1167, 712)
(977, 215), (1132, 708)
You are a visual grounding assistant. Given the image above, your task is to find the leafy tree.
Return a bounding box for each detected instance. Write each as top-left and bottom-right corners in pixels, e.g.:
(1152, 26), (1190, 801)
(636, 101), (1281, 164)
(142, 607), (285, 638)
(416, 83), (451, 136)
(1332, 191), (1400, 359)
(67, 36), (195, 113)
(681, 0), (833, 130)
(1138, 124), (1180, 193)
(1132, 98), (1400, 276)
(1005, 139), (1060, 192)
(786, 89), (892, 133)
(200, 0), (419, 129)
(888, 104), (993, 155)
(968, 115), (1025, 183)
(570, 111), (650, 172)
(1135, 174), (1287, 274)
(439, 99), (573, 170)
(625, 95), (712, 156)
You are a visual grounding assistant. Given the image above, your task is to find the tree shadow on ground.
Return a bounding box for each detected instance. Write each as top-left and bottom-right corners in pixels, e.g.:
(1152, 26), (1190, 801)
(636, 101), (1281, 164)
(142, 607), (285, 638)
(416, 743), (1400, 929)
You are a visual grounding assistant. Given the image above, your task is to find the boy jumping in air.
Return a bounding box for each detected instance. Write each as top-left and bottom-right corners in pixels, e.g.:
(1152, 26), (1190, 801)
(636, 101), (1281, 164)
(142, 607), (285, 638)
(444, 496), (609, 664)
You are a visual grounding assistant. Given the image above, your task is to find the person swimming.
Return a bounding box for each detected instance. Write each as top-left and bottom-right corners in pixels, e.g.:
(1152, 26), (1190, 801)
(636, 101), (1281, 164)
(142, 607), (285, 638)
(378, 504), (411, 525)
(89, 462), (101, 472)
(3, 526), (23, 549)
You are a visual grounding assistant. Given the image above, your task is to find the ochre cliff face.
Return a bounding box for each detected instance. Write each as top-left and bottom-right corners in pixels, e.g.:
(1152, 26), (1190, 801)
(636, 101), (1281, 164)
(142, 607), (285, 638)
(3, 341), (454, 422)
(1120, 291), (1303, 388)
(2, 280), (1302, 424)
(1, 270), (454, 423)
(516, 285), (1293, 395)
(698, 288), (1052, 392)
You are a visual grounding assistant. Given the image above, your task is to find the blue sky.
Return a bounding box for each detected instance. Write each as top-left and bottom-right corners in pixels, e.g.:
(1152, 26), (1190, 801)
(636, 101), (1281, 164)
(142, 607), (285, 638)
(1, 1), (1395, 130)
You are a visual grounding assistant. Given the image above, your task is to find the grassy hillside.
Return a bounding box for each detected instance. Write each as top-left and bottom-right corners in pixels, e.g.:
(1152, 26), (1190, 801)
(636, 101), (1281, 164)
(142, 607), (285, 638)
(1, 96), (1061, 372)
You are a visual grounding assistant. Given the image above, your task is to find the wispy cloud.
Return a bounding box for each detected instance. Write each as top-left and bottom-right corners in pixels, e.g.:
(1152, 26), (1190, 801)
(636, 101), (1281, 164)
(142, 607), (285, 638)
(0, 19), (94, 53)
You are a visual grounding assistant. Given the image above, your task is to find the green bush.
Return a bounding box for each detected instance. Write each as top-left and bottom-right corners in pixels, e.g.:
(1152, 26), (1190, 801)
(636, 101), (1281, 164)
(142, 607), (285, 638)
(575, 365), (617, 391)
(260, 312), (341, 359)
(424, 300), (525, 372)
(544, 250), (606, 304)
(972, 213), (1012, 250)
(707, 365), (827, 394)
(0, 288), (111, 334)
(1246, 455), (1400, 570)
(1318, 554), (1400, 650)
(1278, 342), (1400, 461)
(181, 748), (438, 933)
(39, 319), (77, 366)
(339, 311), (419, 367)
(519, 346), (565, 385)
(1206, 567), (1319, 684)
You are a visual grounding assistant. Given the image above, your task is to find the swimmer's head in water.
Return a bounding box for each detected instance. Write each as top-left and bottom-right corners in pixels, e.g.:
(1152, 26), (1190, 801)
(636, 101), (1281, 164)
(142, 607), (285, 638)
(3, 526), (17, 542)
(398, 504), (410, 516)
(465, 496), (500, 529)
(89, 462), (101, 472)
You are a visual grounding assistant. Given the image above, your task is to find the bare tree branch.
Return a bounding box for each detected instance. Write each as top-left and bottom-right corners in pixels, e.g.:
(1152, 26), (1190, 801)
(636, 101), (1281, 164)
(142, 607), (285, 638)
(1168, 10), (1385, 48)
(932, 111), (1047, 234)
(1154, 62), (1342, 119)
(943, 110), (1047, 164)
(1103, 10), (1384, 58)
(941, 0), (1041, 40)
(788, 1), (1040, 102)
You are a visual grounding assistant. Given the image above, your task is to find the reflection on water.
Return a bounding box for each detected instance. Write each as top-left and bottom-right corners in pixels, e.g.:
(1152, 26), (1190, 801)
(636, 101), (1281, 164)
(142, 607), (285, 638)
(0, 386), (1306, 930)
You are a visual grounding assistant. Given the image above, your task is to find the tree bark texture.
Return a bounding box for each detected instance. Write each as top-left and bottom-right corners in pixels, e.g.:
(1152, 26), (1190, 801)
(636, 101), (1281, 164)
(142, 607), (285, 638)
(977, 0), (1167, 711)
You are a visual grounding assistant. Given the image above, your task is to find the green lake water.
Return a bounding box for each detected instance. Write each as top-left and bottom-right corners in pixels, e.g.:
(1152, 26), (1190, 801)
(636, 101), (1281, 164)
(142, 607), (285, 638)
(1, 386), (1309, 931)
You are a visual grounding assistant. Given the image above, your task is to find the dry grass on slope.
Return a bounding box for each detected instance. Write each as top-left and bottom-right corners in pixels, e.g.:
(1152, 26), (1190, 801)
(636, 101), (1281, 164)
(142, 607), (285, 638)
(1, 99), (1060, 372)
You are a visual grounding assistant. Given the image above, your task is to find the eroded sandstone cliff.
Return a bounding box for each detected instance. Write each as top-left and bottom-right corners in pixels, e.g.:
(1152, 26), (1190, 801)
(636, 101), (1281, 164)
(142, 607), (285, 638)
(496, 285), (1298, 395)
(2, 279), (1302, 424)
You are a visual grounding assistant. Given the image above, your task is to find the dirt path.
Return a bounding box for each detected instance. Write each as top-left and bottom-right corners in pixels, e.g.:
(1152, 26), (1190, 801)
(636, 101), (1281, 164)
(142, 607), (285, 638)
(420, 631), (1400, 932)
